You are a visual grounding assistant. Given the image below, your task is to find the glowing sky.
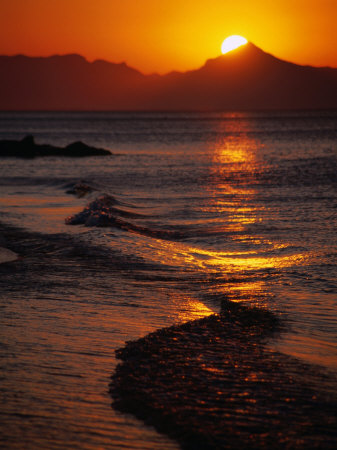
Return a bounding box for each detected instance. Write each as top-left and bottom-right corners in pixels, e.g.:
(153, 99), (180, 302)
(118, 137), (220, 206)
(1, 0), (336, 73)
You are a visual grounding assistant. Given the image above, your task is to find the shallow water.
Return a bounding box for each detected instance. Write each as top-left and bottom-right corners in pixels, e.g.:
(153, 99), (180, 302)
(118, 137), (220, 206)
(0, 111), (336, 448)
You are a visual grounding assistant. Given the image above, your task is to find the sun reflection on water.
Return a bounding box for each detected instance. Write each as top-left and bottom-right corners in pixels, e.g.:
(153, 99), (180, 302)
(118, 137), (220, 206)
(139, 116), (310, 316)
(148, 239), (308, 272)
(170, 293), (214, 322)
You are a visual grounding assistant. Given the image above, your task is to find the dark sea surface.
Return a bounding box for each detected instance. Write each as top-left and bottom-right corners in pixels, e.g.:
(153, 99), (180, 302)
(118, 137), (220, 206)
(0, 111), (336, 448)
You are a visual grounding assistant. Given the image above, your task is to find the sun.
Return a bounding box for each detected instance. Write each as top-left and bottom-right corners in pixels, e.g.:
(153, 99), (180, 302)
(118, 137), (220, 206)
(221, 35), (248, 54)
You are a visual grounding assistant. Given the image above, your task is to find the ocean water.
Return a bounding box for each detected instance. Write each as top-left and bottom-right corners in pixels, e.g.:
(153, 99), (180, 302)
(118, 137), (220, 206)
(0, 111), (336, 448)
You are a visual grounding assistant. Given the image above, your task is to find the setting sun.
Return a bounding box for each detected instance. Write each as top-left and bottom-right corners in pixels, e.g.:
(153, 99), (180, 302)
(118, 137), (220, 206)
(221, 35), (248, 54)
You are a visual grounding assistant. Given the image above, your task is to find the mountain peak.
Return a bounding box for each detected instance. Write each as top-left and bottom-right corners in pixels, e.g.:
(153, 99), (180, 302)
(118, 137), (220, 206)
(203, 43), (269, 66)
(199, 42), (292, 76)
(1, 48), (337, 110)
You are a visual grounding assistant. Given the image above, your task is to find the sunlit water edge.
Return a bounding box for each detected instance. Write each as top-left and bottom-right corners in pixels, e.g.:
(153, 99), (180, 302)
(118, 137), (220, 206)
(1, 187), (336, 372)
(1, 110), (336, 448)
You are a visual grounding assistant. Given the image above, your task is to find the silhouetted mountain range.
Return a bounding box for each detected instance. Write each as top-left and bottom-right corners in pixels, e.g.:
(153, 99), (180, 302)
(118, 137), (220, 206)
(1, 43), (337, 110)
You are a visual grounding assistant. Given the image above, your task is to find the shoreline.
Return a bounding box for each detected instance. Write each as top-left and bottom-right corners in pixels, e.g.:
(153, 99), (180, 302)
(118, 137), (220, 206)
(1, 222), (336, 449)
(0, 221), (180, 449)
(111, 300), (337, 449)
(1, 110), (337, 449)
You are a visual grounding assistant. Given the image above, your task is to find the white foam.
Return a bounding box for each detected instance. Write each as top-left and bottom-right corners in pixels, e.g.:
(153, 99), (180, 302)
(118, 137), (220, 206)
(0, 247), (18, 263)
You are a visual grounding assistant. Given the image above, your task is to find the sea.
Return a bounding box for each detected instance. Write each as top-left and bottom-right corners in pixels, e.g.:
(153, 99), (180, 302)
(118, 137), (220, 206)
(0, 110), (336, 448)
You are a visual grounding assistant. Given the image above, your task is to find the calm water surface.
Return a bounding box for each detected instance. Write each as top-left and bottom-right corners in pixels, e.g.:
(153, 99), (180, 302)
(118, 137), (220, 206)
(0, 111), (336, 448)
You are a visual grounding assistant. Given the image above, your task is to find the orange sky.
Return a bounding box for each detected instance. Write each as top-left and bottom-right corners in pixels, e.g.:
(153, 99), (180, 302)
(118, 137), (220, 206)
(1, 0), (336, 74)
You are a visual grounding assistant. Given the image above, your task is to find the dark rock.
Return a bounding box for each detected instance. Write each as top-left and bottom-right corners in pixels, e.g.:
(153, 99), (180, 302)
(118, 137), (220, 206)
(0, 135), (111, 158)
(21, 134), (35, 146)
(65, 141), (111, 157)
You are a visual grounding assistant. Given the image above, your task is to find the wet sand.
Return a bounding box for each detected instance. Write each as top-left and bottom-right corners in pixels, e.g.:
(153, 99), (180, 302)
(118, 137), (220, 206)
(0, 223), (179, 449)
(111, 300), (337, 449)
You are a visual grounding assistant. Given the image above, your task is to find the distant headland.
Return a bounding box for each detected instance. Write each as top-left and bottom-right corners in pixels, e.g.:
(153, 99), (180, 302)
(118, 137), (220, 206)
(1, 43), (337, 110)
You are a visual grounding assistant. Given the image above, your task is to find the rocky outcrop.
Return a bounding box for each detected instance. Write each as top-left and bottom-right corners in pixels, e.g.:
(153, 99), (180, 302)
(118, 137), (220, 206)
(0, 135), (111, 158)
